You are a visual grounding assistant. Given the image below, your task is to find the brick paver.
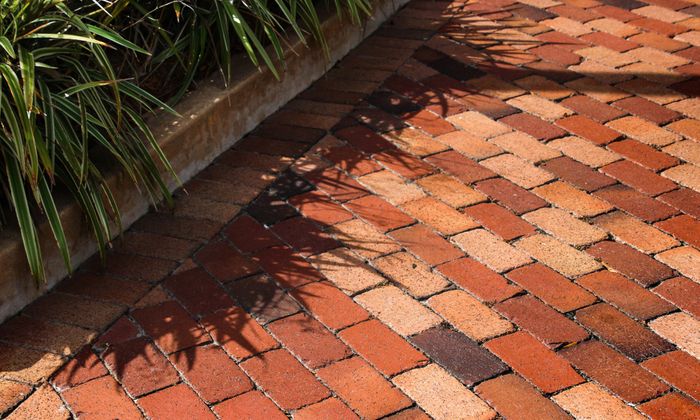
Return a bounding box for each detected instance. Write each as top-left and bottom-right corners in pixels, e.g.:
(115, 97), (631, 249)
(2, 0), (700, 416)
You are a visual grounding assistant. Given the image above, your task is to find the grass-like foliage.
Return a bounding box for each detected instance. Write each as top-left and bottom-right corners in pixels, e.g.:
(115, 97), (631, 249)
(0, 0), (370, 283)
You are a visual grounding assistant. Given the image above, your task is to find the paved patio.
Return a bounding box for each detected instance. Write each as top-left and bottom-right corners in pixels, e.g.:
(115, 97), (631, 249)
(2, 0), (700, 417)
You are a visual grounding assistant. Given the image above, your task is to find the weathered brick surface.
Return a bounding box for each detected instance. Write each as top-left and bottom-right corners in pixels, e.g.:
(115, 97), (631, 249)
(4, 0), (700, 416)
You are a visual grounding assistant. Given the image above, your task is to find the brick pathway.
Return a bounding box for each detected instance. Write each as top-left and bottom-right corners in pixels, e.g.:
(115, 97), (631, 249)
(2, 0), (700, 417)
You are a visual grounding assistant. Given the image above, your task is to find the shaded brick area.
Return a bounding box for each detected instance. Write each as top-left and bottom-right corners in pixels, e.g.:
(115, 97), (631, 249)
(1, 0), (700, 417)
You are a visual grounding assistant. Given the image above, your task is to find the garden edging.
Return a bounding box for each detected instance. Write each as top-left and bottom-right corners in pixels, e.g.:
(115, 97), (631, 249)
(0, 0), (409, 323)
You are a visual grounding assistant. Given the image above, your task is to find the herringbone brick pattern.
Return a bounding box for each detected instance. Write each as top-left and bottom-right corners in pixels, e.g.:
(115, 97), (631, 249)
(1, 0), (700, 417)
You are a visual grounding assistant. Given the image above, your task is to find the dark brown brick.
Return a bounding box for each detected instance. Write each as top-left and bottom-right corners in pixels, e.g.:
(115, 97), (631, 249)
(495, 295), (588, 348)
(594, 184), (677, 222)
(586, 241), (674, 286)
(561, 340), (670, 403)
(411, 327), (508, 386)
(164, 268), (236, 315)
(575, 303), (674, 361)
(540, 157), (617, 192)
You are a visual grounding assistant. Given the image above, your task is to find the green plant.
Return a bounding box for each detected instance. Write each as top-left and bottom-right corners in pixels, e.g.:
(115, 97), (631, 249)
(0, 0), (371, 284)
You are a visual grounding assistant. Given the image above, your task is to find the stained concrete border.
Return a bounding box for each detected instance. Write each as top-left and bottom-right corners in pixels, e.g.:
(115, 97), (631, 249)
(0, 0), (409, 323)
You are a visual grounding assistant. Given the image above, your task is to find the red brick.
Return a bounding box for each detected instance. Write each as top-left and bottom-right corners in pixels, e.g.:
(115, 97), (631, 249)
(506, 263), (596, 312)
(240, 349), (329, 410)
(56, 273), (150, 306)
(463, 203), (536, 240)
(290, 281), (369, 330)
(601, 160), (677, 196)
(485, 331), (583, 393)
(594, 184), (677, 222)
(62, 376), (141, 419)
(556, 115), (621, 145)
(656, 214), (700, 248)
(334, 125), (396, 153)
(437, 257), (522, 304)
(339, 319), (428, 376)
(586, 241), (674, 286)
(115, 231), (199, 261)
(495, 295), (589, 348)
(224, 215), (280, 253)
(576, 303), (674, 361)
(373, 148), (434, 180)
(658, 187), (700, 219)
(561, 340), (670, 403)
(475, 374), (570, 420)
(541, 157), (614, 193)
(267, 313), (351, 368)
(52, 347), (107, 390)
(252, 245), (324, 288)
(213, 391), (286, 420)
(294, 398), (360, 420)
(654, 276), (700, 317)
(138, 383), (215, 419)
(94, 316), (139, 349)
(98, 252), (177, 283)
(474, 178), (548, 214)
(579, 31), (639, 52)
(640, 393), (700, 420)
(629, 17), (686, 36)
(390, 224), (463, 265)
(322, 146), (381, 176)
(288, 190), (354, 226)
(607, 139), (679, 170)
(613, 96), (680, 124)
(642, 350), (700, 401)
(0, 380), (31, 416)
(530, 44), (582, 66)
(345, 195), (414, 232)
(201, 307), (278, 360)
(317, 357), (411, 419)
(560, 95), (627, 123)
(196, 241), (259, 282)
(164, 268), (236, 315)
(425, 150), (496, 184)
(101, 337), (179, 397)
(500, 113), (567, 140)
(169, 345), (253, 404)
(270, 217), (339, 256)
(577, 270), (675, 320)
(305, 167), (369, 202)
(131, 301), (209, 354)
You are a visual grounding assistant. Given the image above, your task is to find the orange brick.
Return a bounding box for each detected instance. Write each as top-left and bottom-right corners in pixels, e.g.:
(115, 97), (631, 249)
(507, 94), (573, 120)
(393, 364), (495, 419)
(488, 131), (561, 163)
(390, 224), (463, 266)
(656, 246), (700, 282)
(373, 252), (449, 298)
(445, 111), (511, 139)
(428, 290), (513, 341)
(553, 383), (646, 419)
(464, 203), (536, 241)
(663, 164), (700, 192)
(317, 357), (411, 419)
(653, 276), (700, 317)
(602, 160), (677, 196)
(548, 136), (620, 167)
(357, 170), (425, 205)
(309, 248), (384, 293)
(649, 312), (700, 359)
(416, 173), (486, 208)
(556, 115), (621, 145)
(401, 197), (477, 235)
(434, 131), (502, 159)
(339, 319), (428, 376)
(201, 307), (278, 360)
(330, 219), (401, 260)
(293, 398), (359, 420)
(533, 181), (613, 217)
(594, 211), (678, 253)
(213, 390), (286, 419)
(607, 116), (680, 146)
(515, 234), (601, 277)
(452, 229), (532, 273)
(639, 393), (700, 420)
(475, 375), (570, 420)
(523, 207), (606, 246)
(345, 195), (414, 232)
(485, 331), (583, 393)
(355, 285), (441, 336)
(642, 350), (700, 401)
(480, 154), (555, 188)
